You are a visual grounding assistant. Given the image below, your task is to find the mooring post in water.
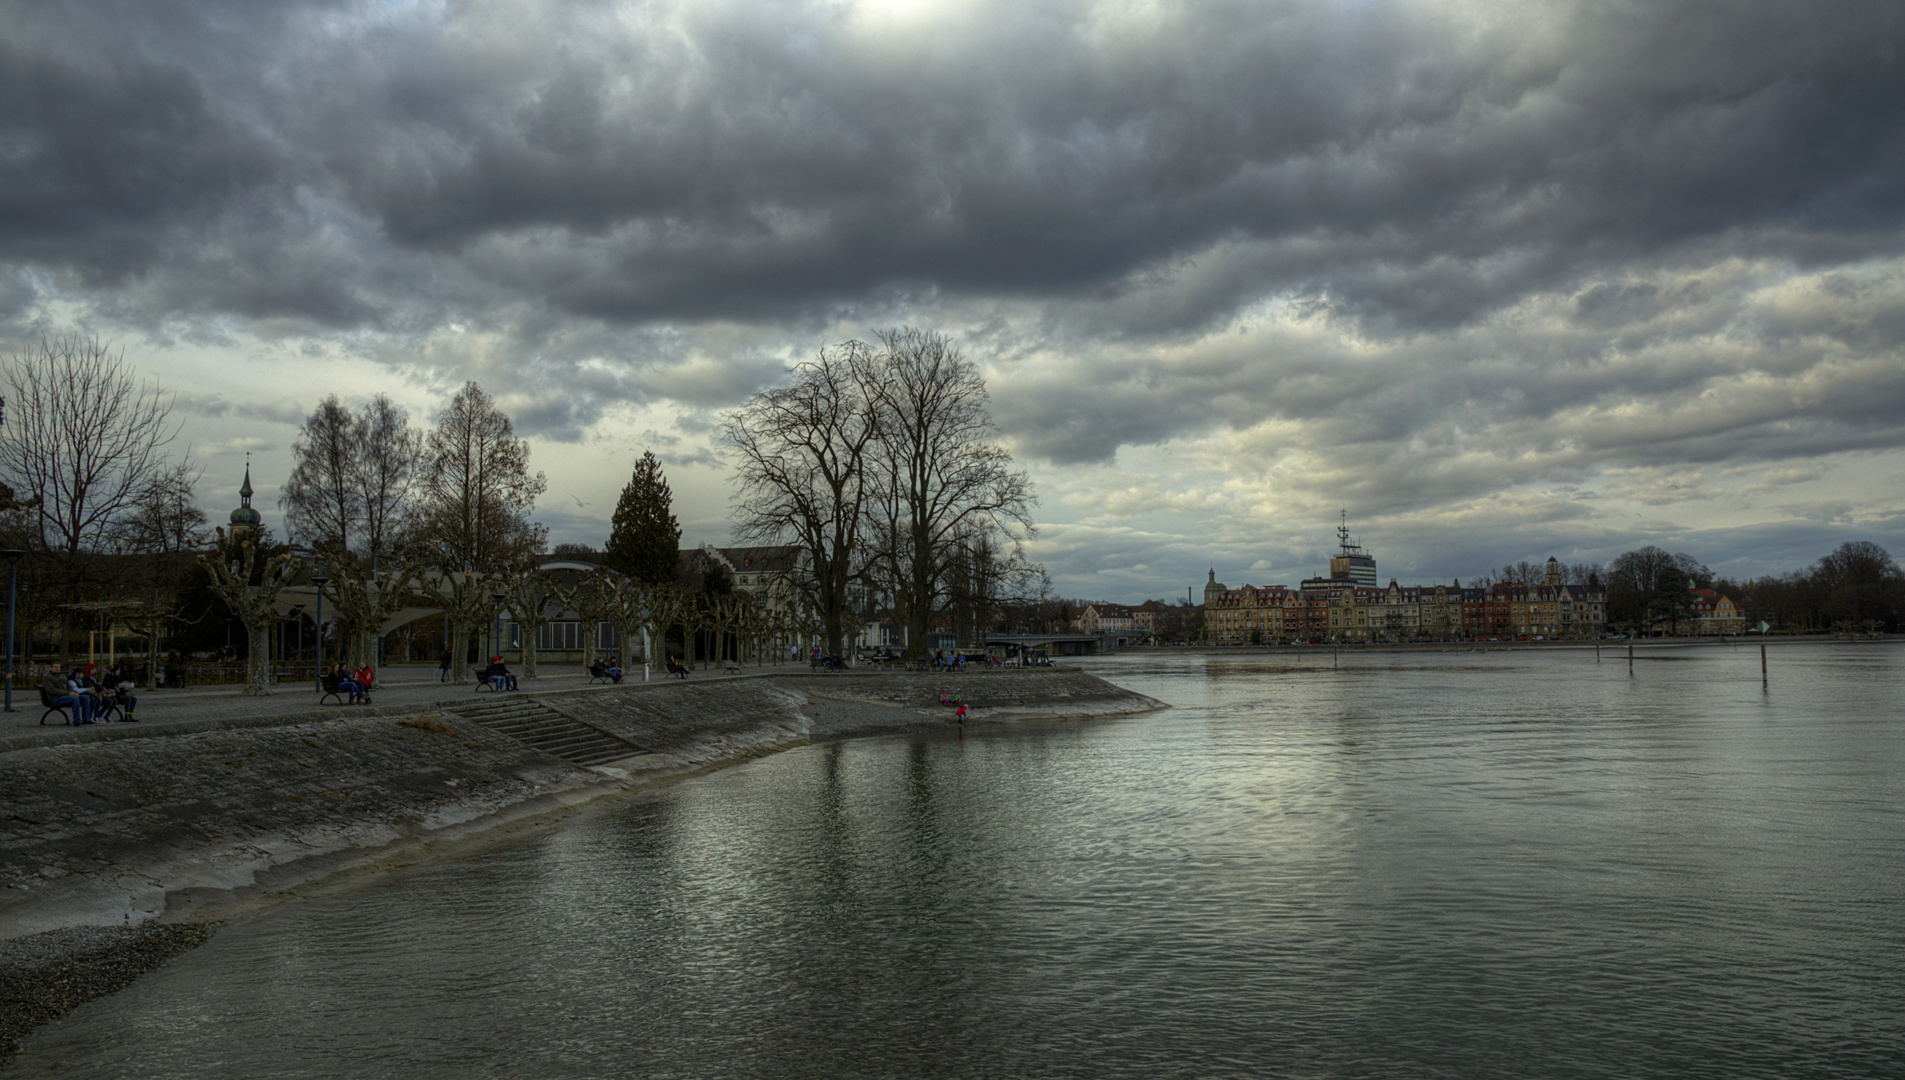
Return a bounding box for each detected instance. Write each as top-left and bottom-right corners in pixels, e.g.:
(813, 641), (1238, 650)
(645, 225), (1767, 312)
(1628, 642), (1634, 676)
(1761, 643), (1768, 689)
(1334, 649), (1338, 669)
(1596, 643), (1601, 663)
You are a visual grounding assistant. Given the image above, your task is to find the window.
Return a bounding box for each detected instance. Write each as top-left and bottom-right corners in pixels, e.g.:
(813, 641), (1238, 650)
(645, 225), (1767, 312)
(537, 621), (582, 651)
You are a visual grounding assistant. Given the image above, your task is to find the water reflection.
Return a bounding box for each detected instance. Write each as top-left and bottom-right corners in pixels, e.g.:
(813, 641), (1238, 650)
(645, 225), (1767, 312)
(14, 645), (1905, 1079)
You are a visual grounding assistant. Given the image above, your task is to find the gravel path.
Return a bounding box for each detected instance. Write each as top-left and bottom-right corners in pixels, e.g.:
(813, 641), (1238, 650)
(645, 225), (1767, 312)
(0, 660), (789, 735)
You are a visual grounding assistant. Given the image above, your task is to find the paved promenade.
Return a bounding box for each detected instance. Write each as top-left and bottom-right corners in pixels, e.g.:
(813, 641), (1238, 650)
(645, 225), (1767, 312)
(0, 659), (808, 734)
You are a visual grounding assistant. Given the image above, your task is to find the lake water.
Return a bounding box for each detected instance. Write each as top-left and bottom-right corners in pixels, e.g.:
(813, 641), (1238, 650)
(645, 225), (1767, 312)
(14, 644), (1905, 1079)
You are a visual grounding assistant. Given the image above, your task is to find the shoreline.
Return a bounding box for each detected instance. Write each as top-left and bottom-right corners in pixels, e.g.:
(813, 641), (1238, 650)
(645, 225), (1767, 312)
(0, 667), (1164, 1060)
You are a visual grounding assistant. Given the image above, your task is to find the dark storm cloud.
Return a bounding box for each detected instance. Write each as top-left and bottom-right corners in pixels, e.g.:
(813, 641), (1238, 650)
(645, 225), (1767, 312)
(4, 0), (1905, 503)
(8, 0), (1902, 327)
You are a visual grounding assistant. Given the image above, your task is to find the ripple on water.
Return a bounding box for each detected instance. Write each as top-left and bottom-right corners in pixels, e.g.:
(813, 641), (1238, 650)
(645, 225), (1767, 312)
(13, 647), (1905, 1079)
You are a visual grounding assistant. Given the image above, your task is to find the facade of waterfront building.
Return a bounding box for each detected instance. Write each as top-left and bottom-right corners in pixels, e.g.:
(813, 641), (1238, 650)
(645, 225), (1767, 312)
(1079, 602), (1138, 635)
(1202, 555), (1606, 643)
(1683, 588), (1747, 635)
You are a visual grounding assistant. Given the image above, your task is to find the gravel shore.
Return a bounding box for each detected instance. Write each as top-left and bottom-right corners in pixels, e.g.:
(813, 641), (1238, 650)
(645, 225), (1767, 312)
(0, 923), (215, 1065)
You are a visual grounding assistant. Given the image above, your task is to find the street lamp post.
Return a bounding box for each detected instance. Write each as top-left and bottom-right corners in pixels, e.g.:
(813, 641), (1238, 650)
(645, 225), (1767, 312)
(2, 549), (25, 713)
(310, 565), (329, 694)
(491, 593), (506, 666)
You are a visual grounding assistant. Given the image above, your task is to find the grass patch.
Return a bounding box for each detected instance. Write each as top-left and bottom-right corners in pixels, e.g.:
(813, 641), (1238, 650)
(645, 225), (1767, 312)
(398, 713), (455, 735)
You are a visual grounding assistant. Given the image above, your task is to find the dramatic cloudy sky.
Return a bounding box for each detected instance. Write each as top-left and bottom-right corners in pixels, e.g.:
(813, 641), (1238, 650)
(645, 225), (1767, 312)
(5, 0), (1904, 600)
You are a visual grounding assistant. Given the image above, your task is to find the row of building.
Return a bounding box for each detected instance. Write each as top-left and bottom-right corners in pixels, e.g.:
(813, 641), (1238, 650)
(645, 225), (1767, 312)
(1078, 523), (1746, 644)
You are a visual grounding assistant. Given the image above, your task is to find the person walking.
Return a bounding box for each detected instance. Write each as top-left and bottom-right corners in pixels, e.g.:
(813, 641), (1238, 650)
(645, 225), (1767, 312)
(438, 647), (452, 682)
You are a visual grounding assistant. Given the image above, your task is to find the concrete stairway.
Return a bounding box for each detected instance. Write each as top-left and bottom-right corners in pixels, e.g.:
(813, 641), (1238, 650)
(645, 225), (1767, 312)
(449, 697), (644, 767)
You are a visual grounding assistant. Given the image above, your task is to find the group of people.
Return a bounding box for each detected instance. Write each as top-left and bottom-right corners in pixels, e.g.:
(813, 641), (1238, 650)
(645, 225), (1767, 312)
(38, 662), (139, 724)
(589, 656), (624, 683)
(936, 688), (969, 724)
(321, 662), (377, 704)
(479, 656), (518, 691)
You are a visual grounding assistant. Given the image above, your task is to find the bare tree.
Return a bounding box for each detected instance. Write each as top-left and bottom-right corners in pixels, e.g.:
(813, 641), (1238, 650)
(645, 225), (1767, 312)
(416, 382), (547, 576)
(865, 328), (1035, 657)
(0, 334), (178, 654)
(282, 394), (426, 666)
(723, 342), (881, 659)
(412, 383), (546, 680)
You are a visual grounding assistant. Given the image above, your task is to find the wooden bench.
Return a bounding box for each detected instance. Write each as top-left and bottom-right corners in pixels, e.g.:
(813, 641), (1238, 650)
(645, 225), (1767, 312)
(38, 686), (119, 725)
(720, 659), (741, 674)
(38, 686), (73, 726)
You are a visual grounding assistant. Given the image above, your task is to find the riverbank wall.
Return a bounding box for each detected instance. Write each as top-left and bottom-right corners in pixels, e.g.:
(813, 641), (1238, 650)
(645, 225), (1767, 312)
(0, 668), (1162, 939)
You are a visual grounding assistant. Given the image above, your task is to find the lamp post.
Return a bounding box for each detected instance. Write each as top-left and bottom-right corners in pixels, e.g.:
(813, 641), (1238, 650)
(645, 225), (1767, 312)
(310, 565), (329, 694)
(491, 593), (506, 666)
(2, 549), (25, 712)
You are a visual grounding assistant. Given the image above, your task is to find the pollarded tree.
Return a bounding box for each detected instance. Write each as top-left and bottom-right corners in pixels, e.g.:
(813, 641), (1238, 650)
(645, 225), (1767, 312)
(498, 567), (567, 680)
(723, 341), (881, 660)
(865, 328), (1035, 658)
(604, 451), (681, 585)
(198, 512), (301, 696)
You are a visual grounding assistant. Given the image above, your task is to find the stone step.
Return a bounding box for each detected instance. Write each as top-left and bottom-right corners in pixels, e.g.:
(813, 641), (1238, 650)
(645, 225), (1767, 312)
(446, 698), (643, 768)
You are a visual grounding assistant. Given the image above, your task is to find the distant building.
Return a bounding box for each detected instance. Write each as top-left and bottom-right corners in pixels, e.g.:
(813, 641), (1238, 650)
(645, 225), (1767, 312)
(1201, 552), (1606, 644)
(1079, 602), (1137, 635)
(1328, 513), (1377, 588)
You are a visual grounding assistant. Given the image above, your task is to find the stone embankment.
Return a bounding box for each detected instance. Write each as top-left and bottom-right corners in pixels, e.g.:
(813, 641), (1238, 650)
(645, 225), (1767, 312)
(0, 668), (1160, 939)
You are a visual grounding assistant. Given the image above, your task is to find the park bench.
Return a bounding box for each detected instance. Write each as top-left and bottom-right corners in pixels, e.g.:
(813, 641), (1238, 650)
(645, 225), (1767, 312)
(39, 685), (120, 725)
(721, 659), (741, 674)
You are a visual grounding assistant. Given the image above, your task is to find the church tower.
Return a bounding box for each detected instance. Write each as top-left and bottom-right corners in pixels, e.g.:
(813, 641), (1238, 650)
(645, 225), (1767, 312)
(229, 457), (263, 542)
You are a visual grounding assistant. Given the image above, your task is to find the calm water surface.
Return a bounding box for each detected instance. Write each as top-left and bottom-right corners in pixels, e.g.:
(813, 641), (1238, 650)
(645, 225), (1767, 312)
(16, 644), (1905, 1078)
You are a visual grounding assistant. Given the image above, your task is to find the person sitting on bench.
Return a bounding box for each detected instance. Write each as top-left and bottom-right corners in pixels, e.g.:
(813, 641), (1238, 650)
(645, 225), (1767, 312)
(590, 656), (623, 684)
(481, 656), (518, 691)
(665, 655), (690, 679)
(352, 663), (376, 703)
(104, 662), (139, 720)
(41, 663), (96, 724)
(98, 662), (137, 723)
(323, 663), (366, 704)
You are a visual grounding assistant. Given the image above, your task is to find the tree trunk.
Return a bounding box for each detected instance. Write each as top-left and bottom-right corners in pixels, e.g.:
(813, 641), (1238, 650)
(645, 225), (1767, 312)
(449, 618), (475, 682)
(242, 621), (274, 696)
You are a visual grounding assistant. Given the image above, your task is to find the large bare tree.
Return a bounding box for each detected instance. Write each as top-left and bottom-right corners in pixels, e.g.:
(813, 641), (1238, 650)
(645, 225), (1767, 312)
(0, 334), (179, 654)
(281, 394), (425, 666)
(723, 342), (881, 658)
(414, 382), (546, 679)
(865, 328), (1034, 656)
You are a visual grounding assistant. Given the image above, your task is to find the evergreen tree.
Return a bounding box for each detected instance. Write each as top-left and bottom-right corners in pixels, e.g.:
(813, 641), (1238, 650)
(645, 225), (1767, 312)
(604, 451), (681, 584)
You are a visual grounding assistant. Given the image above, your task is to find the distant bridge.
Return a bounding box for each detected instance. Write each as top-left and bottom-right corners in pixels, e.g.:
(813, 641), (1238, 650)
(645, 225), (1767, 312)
(980, 633), (1115, 656)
